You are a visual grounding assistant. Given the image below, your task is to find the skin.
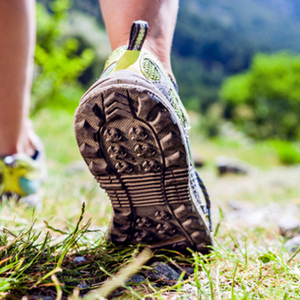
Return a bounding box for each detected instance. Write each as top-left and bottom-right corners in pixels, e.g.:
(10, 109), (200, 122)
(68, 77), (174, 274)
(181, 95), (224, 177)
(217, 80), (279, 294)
(99, 0), (179, 78)
(0, 0), (179, 156)
(0, 0), (36, 157)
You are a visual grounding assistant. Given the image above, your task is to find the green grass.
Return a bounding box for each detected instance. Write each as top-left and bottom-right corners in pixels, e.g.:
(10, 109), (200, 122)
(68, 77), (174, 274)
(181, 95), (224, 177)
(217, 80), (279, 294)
(1, 108), (300, 299)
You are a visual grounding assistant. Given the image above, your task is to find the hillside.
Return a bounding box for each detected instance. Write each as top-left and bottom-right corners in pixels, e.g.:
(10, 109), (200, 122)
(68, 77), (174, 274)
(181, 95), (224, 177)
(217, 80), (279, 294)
(37, 0), (300, 110)
(173, 0), (300, 108)
(175, 0), (300, 69)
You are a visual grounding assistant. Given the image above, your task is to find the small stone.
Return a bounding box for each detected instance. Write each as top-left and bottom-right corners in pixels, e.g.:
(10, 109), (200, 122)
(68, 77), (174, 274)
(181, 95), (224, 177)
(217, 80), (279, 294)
(227, 200), (245, 211)
(215, 155), (248, 176)
(73, 256), (87, 265)
(279, 216), (300, 238)
(77, 283), (89, 289)
(145, 262), (181, 285)
(191, 150), (204, 168)
(127, 274), (146, 283)
(184, 267), (195, 275)
(285, 235), (300, 253)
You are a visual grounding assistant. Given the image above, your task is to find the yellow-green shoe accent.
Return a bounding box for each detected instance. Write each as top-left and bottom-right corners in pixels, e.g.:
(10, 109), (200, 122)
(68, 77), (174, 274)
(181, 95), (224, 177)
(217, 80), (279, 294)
(0, 147), (46, 206)
(100, 22), (189, 128)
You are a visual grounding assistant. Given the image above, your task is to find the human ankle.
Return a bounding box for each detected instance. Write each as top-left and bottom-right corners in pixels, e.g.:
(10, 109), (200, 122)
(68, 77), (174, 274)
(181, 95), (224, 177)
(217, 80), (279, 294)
(0, 122), (36, 157)
(0, 138), (35, 158)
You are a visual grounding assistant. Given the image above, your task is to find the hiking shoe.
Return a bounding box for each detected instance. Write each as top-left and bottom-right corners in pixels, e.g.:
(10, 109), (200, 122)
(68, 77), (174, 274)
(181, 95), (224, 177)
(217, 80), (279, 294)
(74, 21), (213, 253)
(0, 141), (46, 206)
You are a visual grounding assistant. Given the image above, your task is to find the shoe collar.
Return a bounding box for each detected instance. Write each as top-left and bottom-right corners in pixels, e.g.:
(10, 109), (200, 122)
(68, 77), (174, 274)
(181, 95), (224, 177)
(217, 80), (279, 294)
(100, 21), (190, 127)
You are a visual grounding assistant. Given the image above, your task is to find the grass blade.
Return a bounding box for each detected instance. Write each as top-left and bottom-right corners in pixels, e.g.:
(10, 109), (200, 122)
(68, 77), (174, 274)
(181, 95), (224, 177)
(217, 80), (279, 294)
(84, 248), (152, 299)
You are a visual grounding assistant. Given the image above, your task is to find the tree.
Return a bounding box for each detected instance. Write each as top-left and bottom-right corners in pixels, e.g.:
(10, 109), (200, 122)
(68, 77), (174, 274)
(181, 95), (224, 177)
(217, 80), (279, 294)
(32, 0), (95, 114)
(221, 52), (300, 140)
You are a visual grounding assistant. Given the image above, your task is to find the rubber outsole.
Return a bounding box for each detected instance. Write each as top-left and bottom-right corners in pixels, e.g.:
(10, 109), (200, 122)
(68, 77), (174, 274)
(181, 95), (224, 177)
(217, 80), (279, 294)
(74, 71), (212, 253)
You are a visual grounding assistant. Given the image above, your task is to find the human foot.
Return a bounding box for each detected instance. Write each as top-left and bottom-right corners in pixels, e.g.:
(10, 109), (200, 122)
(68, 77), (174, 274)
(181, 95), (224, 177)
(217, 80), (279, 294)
(74, 21), (213, 253)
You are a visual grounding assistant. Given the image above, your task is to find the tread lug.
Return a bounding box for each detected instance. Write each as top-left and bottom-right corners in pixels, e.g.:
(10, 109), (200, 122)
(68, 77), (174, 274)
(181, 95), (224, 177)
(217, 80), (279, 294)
(134, 230), (153, 243)
(160, 131), (181, 151)
(174, 204), (194, 221)
(104, 91), (129, 107)
(89, 161), (109, 176)
(191, 231), (207, 244)
(182, 218), (203, 232)
(142, 160), (161, 172)
(129, 126), (148, 141)
(104, 128), (122, 142)
(165, 151), (185, 168)
(150, 110), (173, 133)
(137, 94), (158, 120)
(75, 120), (98, 140)
(111, 234), (128, 243)
(79, 143), (98, 159)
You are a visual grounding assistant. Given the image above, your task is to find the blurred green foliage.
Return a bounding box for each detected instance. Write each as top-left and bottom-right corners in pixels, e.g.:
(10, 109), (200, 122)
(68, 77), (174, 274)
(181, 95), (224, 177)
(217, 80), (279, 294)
(221, 52), (300, 141)
(172, 0), (300, 111)
(271, 140), (300, 165)
(37, 0), (300, 113)
(32, 0), (95, 115)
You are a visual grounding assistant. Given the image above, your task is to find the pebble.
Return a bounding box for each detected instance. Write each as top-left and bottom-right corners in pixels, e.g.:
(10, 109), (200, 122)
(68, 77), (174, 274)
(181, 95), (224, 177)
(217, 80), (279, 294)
(128, 274), (146, 283)
(183, 267), (195, 276)
(191, 150), (204, 168)
(278, 216), (300, 238)
(77, 283), (89, 289)
(284, 235), (300, 253)
(73, 256), (87, 265)
(215, 155), (248, 176)
(227, 200), (245, 211)
(145, 262), (181, 285)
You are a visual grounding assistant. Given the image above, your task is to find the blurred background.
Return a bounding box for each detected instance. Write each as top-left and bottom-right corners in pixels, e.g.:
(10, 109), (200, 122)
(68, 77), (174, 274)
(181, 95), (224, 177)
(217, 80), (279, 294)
(34, 0), (300, 154)
(1, 3), (299, 295)
(22, 0), (300, 233)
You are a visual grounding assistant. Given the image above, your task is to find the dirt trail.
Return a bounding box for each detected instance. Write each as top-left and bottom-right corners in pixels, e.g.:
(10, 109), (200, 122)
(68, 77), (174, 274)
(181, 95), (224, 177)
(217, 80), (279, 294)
(201, 165), (300, 229)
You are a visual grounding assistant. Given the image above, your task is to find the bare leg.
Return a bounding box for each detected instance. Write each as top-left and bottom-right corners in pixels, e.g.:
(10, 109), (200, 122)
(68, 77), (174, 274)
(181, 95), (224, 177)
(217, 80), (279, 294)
(99, 0), (179, 79)
(0, 0), (36, 157)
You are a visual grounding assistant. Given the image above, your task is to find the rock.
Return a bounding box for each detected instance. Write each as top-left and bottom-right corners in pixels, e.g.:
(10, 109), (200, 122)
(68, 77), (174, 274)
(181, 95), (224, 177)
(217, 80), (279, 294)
(215, 155), (248, 176)
(127, 274), (146, 283)
(77, 283), (89, 289)
(194, 160), (204, 168)
(145, 262), (181, 285)
(227, 200), (245, 211)
(278, 216), (300, 238)
(191, 150), (204, 168)
(73, 256), (87, 265)
(183, 267), (195, 276)
(284, 235), (300, 253)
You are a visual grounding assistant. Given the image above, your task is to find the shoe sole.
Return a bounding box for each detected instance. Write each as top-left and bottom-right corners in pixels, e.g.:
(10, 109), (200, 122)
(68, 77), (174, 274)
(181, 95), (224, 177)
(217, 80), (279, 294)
(74, 71), (212, 253)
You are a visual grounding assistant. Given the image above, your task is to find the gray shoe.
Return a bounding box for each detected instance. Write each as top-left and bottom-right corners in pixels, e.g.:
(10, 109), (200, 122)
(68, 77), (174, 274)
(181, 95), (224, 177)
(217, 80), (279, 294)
(74, 21), (213, 253)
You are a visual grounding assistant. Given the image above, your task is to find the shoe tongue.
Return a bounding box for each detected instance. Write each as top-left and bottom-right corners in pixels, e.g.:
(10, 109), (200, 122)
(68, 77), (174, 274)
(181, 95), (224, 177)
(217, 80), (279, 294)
(128, 20), (148, 51)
